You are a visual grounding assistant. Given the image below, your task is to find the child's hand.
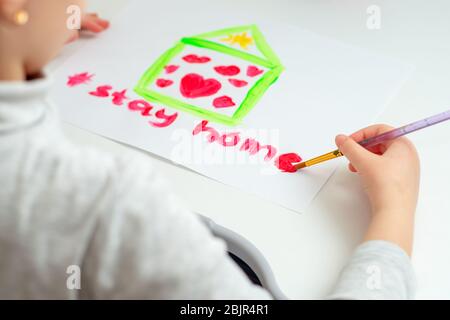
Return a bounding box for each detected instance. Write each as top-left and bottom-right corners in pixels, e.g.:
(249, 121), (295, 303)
(66, 13), (109, 43)
(335, 124), (420, 215)
(81, 13), (110, 33)
(335, 124), (420, 255)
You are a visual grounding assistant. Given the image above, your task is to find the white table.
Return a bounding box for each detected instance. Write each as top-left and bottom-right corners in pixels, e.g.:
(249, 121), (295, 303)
(49, 0), (450, 299)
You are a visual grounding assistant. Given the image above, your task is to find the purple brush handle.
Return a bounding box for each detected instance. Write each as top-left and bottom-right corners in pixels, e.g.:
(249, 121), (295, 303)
(359, 110), (450, 147)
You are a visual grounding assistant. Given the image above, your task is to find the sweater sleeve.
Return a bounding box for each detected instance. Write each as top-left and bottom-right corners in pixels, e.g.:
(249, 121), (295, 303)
(327, 240), (416, 300)
(79, 153), (271, 300)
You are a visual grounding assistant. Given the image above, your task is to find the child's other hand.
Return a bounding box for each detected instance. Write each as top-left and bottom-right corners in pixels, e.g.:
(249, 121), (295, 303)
(81, 13), (110, 33)
(335, 124), (420, 217)
(66, 13), (110, 43)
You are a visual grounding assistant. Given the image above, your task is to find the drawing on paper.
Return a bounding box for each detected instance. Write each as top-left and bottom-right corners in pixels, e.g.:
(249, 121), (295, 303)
(135, 25), (284, 126)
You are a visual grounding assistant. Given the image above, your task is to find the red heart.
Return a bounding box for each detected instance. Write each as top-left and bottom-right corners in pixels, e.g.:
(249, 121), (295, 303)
(275, 153), (303, 173)
(213, 96), (235, 108)
(164, 65), (179, 74)
(214, 65), (240, 76)
(156, 78), (173, 88)
(183, 54), (211, 63)
(247, 65), (264, 77)
(228, 79), (248, 88)
(180, 73), (222, 98)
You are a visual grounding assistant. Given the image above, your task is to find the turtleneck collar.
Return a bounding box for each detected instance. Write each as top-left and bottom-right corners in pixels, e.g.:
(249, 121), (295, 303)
(0, 75), (52, 133)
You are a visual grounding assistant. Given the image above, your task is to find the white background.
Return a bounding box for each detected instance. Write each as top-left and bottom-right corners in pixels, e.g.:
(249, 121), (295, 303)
(49, 0), (450, 299)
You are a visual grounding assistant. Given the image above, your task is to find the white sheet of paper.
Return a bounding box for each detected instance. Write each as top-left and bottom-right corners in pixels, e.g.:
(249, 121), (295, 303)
(50, 1), (411, 213)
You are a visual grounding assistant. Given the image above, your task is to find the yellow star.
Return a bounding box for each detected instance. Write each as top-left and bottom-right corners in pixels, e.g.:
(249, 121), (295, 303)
(221, 32), (254, 50)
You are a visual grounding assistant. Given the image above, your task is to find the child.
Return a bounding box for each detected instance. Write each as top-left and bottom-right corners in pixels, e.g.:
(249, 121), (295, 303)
(0, 0), (419, 299)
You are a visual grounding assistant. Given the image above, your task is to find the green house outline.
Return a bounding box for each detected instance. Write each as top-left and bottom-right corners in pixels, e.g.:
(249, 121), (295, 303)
(135, 25), (284, 126)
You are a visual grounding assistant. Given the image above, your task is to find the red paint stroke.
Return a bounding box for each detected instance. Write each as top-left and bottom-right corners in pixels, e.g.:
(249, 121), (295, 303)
(128, 100), (153, 116)
(182, 54), (211, 64)
(180, 73), (221, 98)
(191, 121), (287, 166)
(112, 89), (128, 106)
(214, 65), (240, 76)
(275, 153), (303, 173)
(67, 72), (93, 87)
(164, 65), (179, 74)
(219, 132), (241, 147)
(228, 79), (248, 88)
(149, 109), (178, 128)
(247, 65), (264, 77)
(89, 85), (112, 97)
(213, 95), (235, 108)
(156, 78), (174, 88)
(192, 120), (219, 143)
(80, 80), (178, 129)
(240, 139), (277, 161)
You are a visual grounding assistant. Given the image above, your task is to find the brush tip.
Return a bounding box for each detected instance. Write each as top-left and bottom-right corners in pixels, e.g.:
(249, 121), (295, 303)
(295, 162), (306, 171)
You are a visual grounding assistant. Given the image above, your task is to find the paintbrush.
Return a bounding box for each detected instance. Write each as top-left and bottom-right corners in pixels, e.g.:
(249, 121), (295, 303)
(295, 109), (450, 171)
